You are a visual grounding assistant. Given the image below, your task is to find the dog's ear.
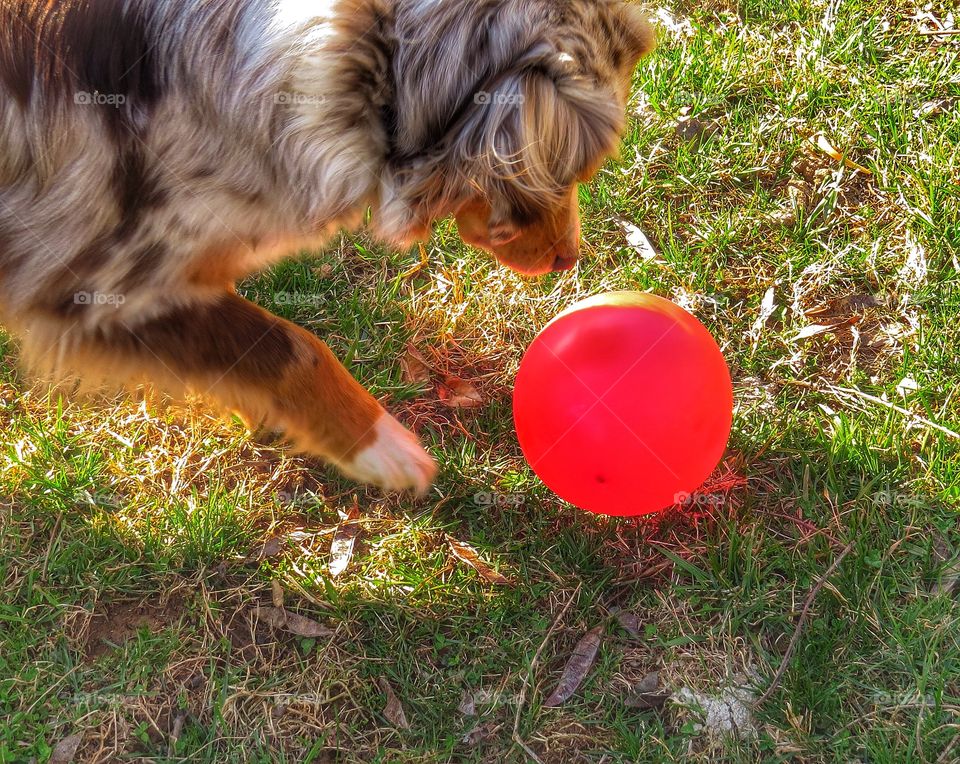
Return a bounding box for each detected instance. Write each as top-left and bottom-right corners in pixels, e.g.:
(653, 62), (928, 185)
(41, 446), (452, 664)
(538, 71), (627, 183)
(373, 1), (654, 247)
(458, 67), (625, 223)
(374, 65), (625, 246)
(614, 3), (656, 68)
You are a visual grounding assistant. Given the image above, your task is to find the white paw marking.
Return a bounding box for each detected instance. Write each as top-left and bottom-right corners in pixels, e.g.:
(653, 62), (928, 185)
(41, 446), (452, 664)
(338, 413), (437, 493)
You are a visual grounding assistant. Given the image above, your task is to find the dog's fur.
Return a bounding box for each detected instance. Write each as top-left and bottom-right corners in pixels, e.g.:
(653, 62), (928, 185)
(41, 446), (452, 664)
(0, 0), (653, 491)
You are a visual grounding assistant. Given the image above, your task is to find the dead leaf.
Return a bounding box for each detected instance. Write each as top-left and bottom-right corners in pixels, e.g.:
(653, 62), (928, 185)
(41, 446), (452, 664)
(438, 376), (484, 408)
(613, 609), (642, 639)
(167, 710), (187, 757)
(244, 534), (287, 562)
(931, 534), (959, 597)
(933, 533), (952, 565)
(49, 733), (82, 764)
(447, 537), (511, 585)
(808, 133), (872, 174)
(543, 625), (604, 707)
(256, 606), (335, 637)
(759, 285), (776, 317)
(624, 671), (671, 709)
(676, 116), (718, 145)
(934, 556), (960, 597)
(457, 689), (477, 716)
(899, 229), (928, 286)
(750, 286), (776, 344)
(791, 323), (840, 341)
(329, 503), (361, 577)
(896, 377), (919, 397)
(401, 344), (432, 385)
(170, 711), (187, 740)
(271, 579), (284, 609)
(461, 720), (499, 747)
(378, 677), (411, 729)
(656, 8), (694, 38)
(805, 293), (880, 318)
(618, 219), (660, 262)
(915, 99), (947, 118)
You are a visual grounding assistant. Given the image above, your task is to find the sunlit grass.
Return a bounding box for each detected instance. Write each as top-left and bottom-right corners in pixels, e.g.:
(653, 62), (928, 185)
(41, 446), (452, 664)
(2, 2), (959, 761)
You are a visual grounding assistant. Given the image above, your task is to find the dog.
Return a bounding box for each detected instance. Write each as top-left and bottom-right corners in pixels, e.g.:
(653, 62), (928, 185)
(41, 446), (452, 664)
(0, 0), (654, 493)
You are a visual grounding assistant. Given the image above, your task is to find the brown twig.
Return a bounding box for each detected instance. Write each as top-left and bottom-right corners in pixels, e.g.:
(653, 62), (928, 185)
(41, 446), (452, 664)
(755, 542), (855, 706)
(512, 583), (582, 762)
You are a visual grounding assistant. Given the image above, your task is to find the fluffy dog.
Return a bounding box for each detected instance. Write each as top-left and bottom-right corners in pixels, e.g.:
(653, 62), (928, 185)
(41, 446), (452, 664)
(0, 0), (653, 492)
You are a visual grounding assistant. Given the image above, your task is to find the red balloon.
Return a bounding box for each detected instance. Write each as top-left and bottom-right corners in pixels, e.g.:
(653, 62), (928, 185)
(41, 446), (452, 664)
(513, 292), (733, 516)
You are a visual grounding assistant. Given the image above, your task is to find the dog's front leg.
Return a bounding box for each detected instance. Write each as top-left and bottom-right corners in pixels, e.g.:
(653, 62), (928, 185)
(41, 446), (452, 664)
(85, 292), (437, 492)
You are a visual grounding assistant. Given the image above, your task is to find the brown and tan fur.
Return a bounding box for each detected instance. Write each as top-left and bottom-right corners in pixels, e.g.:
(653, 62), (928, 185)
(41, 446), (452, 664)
(0, 0), (654, 492)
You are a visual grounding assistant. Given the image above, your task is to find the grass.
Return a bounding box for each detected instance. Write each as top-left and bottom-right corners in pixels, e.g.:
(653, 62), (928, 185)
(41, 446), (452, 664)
(2, 0), (960, 761)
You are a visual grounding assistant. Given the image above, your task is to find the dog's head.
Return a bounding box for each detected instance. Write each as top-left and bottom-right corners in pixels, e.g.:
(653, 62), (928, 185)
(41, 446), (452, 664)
(375, 0), (655, 275)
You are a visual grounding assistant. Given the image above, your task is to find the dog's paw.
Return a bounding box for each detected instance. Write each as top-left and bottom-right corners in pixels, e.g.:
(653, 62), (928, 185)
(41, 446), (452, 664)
(337, 412), (437, 493)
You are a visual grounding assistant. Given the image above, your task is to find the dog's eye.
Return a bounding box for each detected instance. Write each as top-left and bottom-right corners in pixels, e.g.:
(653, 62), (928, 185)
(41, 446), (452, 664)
(489, 223), (521, 246)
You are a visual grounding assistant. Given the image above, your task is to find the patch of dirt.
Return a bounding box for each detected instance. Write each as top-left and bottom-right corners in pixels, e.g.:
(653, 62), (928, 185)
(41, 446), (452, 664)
(391, 339), (513, 445)
(84, 595), (187, 659)
(796, 290), (909, 378)
(763, 149), (891, 237)
(70, 657), (210, 761)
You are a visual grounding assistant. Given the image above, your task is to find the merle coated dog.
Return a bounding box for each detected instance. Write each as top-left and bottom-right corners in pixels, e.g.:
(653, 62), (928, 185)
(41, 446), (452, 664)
(0, 0), (653, 491)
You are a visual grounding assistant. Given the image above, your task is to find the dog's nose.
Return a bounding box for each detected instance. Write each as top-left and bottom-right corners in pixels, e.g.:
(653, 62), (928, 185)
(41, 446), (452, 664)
(552, 254), (579, 272)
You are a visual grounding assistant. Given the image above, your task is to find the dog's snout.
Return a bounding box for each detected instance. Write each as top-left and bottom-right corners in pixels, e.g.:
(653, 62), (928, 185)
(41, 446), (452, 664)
(551, 254), (579, 272)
